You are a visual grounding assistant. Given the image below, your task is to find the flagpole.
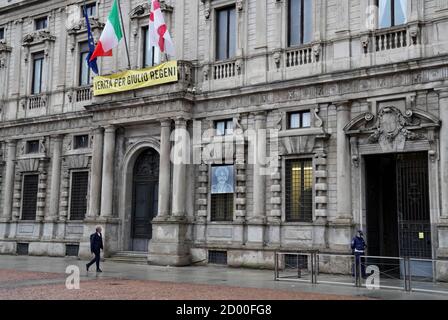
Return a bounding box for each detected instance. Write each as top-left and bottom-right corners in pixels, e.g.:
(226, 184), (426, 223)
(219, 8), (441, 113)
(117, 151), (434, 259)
(117, 0), (132, 70)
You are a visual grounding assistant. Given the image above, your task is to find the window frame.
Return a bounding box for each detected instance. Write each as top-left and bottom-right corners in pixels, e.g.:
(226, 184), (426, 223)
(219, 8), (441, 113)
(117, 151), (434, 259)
(73, 134), (90, 150)
(377, 0), (408, 29)
(215, 5), (237, 61)
(209, 164), (235, 222)
(20, 173), (39, 221)
(0, 27), (4, 40)
(26, 140), (40, 154)
(214, 118), (234, 136)
(81, 2), (97, 17)
(68, 170), (90, 221)
(35, 17), (48, 31)
(78, 41), (91, 86)
(284, 158), (314, 223)
(287, 0), (313, 47)
(31, 51), (44, 95)
(142, 26), (161, 67)
(287, 110), (312, 130)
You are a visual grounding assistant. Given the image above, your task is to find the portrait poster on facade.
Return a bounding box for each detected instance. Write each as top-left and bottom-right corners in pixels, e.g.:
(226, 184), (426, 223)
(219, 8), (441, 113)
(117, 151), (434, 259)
(211, 165), (234, 194)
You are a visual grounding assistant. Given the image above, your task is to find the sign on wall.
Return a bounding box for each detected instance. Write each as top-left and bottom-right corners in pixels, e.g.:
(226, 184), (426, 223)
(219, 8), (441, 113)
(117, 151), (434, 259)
(211, 165), (234, 194)
(92, 60), (178, 96)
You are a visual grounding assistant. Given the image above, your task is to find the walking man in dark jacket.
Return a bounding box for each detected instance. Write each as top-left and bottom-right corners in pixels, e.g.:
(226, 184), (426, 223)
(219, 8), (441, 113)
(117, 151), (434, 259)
(86, 226), (103, 273)
(351, 230), (367, 278)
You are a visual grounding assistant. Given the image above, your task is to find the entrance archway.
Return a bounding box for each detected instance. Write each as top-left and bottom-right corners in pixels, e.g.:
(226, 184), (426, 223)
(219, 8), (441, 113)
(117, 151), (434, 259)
(130, 148), (160, 251)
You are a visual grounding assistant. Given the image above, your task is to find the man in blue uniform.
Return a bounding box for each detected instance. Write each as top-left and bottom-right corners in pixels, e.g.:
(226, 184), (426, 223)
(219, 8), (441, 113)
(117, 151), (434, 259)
(351, 230), (367, 278)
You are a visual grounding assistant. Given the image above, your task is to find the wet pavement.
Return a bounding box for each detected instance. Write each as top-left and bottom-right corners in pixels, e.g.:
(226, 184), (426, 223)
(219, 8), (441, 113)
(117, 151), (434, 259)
(0, 255), (446, 300)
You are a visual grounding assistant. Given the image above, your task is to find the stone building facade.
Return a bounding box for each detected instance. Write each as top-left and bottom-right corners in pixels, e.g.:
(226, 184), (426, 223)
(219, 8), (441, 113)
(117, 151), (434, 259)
(0, 0), (448, 270)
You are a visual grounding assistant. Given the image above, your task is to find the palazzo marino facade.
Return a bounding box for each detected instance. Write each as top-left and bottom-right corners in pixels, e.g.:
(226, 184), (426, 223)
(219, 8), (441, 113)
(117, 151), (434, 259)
(1, 0), (448, 270)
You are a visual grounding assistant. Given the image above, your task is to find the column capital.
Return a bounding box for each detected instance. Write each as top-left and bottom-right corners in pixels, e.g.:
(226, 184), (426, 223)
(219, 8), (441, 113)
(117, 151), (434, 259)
(160, 118), (172, 127)
(435, 87), (448, 99)
(91, 126), (105, 135)
(103, 125), (116, 133)
(5, 139), (18, 147)
(334, 100), (352, 111)
(174, 117), (188, 127)
(50, 134), (64, 141)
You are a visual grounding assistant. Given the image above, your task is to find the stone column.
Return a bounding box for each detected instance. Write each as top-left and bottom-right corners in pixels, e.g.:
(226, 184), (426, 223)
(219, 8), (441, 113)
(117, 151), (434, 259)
(171, 118), (188, 218)
(437, 88), (448, 219)
(47, 135), (63, 220)
(2, 140), (16, 221)
(336, 102), (352, 222)
(158, 120), (172, 218)
(100, 125), (116, 218)
(88, 127), (104, 218)
(252, 112), (267, 222)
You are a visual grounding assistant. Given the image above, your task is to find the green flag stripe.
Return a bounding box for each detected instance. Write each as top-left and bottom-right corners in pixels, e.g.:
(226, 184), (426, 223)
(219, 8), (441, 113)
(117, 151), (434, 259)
(109, 0), (123, 40)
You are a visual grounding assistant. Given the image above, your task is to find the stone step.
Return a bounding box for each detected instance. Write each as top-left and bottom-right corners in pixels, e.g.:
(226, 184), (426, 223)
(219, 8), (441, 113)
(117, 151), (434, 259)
(107, 251), (149, 265)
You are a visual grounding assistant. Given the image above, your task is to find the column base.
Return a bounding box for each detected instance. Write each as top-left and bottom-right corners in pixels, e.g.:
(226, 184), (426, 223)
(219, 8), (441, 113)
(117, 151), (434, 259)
(148, 220), (191, 266)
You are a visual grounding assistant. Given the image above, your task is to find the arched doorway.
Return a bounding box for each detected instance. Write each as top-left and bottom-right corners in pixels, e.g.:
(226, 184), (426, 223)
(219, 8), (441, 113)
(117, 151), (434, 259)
(131, 148), (160, 252)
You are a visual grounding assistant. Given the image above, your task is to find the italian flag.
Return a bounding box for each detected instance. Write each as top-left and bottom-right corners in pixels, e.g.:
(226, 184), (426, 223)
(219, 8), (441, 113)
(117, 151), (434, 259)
(90, 0), (123, 61)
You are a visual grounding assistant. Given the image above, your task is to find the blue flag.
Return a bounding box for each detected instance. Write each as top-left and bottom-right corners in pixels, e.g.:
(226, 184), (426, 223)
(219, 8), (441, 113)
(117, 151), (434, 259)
(83, 6), (99, 74)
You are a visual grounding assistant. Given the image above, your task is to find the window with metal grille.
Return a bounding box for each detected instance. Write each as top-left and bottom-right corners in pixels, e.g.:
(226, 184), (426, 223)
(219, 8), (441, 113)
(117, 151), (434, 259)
(288, 0), (313, 46)
(287, 111), (311, 129)
(70, 171), (89, 220)
(17, 243), (29, 255)
(208, 250), (228, 265)
(74, 134), (89, 149)
(66, 244), (80, 257)
(285, 254), (308, 269)
(35, 17), (47, 30)
(21, 174), (38, 221)
(285, 159), (313, 222)
(211, 193), (233, 221)
(26, 140), (40, 154)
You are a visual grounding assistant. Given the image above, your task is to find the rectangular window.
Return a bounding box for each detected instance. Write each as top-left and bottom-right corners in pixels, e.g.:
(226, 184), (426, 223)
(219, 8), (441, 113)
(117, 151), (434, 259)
(0, 27), (4, 40)
(211, 165), (234, 222)
(214, 119), (234, 136)
(74, 135), (89, 149)
(32, 52), (44, 94)
(285, 159), (313, 222)
(35, 17), (48, 30)
(79, 42), (91, 86)
(216, 6), (236, 61)
(70, 171), (89, 221)
(288, 0), (313, 46)
(21, 174), (39, 221)
(82, 2), (97, 17)
(288, 111), (311, 129)
(143, 26), (161, 67)
(378, 0), (407, 28)
(26, 140), (40, 154)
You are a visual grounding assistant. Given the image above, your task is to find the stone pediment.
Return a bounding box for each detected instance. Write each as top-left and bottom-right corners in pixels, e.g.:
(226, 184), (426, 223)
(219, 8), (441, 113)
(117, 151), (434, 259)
(130, 1), (173, 19)
(67, 17), (104, 34)
(344, 106), (440, 153)
(22, 30), (56, 46)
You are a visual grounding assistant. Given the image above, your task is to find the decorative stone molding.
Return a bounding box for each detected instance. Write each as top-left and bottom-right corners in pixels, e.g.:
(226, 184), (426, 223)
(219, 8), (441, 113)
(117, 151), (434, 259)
(67, 17), (104, 35)
(22, 30), (56, 47)
(129, 0), (172, 19)
(201, 0), (211, 20)
(361, 34), (370, 54)
(273, 49), (282, 69)
(312, 43), (322, 62)
(236, 0), (244, 11)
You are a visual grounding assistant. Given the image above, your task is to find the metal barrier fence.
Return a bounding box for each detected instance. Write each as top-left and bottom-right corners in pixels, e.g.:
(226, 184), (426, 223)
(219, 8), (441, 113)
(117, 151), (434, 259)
(274, 252), (448, 295)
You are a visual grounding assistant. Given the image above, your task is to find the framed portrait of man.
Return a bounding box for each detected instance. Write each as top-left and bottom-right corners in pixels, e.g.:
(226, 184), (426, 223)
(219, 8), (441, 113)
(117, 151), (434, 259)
(211, 165), (234, 194)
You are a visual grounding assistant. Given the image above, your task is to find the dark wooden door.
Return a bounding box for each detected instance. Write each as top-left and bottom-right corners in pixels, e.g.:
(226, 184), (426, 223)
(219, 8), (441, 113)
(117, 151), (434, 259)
(131, 149), (159, 251)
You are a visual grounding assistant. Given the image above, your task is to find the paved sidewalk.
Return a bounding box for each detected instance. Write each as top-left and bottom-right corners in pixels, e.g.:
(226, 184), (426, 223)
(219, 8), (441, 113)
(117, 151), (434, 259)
(0, 255), (446, 300)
